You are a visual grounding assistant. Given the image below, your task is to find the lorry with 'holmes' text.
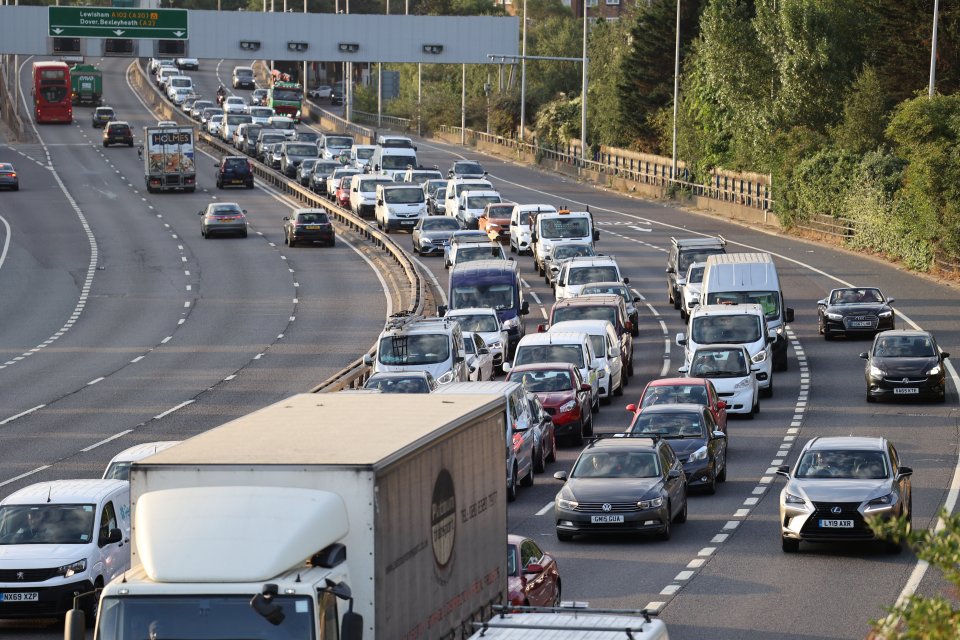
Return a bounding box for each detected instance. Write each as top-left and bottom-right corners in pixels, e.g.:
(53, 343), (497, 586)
(143, 125), (196, 193)
(66, 393), (508, 640)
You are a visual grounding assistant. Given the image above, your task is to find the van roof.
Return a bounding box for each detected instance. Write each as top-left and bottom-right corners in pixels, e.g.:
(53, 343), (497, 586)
(2, 479), (128, 505)
(106, 441), (181, 465)
(450, 259), (519, 278)
(550, 319), (615, 336)
(690, 303), (765, 317)
(672, 235), (725, 249)
(706, 252), (773, 265)
(435, 381), (521, 396)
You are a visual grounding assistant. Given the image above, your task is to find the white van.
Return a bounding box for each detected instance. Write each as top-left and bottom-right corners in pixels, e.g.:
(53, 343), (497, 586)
(435, 381), (536, 502)
(266, 116), (296, 140)
(0, 479), (131, 620)
(676, 303), (774, 396)
(349, 173), (395, 219)
(509, 204), (557, 254)
(375, 183), (428, 232)
(530, 209), (599, 276)
(102, 441), (181, 481)
(350, 143), (377, 169)
(376, 134), (416, 149)
(507, 331), (601, 411)
(371, 146), (418, 180)
(444, 178), (494, 220)
(363, 313), (467, 385)
(456, 189), (502, 229)
(701, 252), (794, 371)
(550, 319), (624, 401)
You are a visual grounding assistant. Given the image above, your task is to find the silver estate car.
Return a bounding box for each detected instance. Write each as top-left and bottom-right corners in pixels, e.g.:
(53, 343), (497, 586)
(777, 436), (912, 554)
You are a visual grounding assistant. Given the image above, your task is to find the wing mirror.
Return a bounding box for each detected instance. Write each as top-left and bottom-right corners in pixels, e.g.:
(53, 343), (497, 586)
(785, 307), (795, 323)
(897, 466), (913, 479)
(776, 465), (790, 477)
(667, 469), (682, 480)
(520, 301), (530, 315)
(859, 352), (870, 359)
(362, 353), (373, 366)
(625, 403), (637, 412)
(717, 400), (727, 409)
(622, 277), (630, 285)
(676, 333), (687, 346)
(553, 470), (568, 482)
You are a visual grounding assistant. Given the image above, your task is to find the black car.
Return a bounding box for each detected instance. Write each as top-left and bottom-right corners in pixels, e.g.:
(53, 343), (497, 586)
(818, 287), (895, 339)
(102, 121), (133, 147)
(553, 434), (688, 541)
(215, 156), (254, 189)
(283, 208), (335, 247)
(309, 160), (340, 195)
(412, 216), (462, 255)
(861, 330), (949, 403)
(627, 404), (727, 494)
(329, 88), (343, 106)
(91, 106), (114, 128)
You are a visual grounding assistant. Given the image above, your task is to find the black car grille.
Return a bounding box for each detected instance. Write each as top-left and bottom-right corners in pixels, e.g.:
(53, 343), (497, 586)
(574, 502), (640, 513)
(800, 501), (872, 539)
(882, 376), (927, 384)
(843, 315), (879, 330)
(0, 567), (60, 582)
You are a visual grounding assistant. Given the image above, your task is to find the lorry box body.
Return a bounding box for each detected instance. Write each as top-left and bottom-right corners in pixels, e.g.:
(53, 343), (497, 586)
(69, 64), (102, 105)
(91, 393), (507, 640)
(143, 126), (197, 193)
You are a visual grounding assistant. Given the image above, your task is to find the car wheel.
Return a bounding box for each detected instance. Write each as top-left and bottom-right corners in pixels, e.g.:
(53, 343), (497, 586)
(885, 538), (903, 554)
(866, 391), (876, 403)
(591, 394), (599, 414)
(202, 228), (209, 239)
(705, 468), (717, 495)
(658, 507), (672, 541)
(534, 445), (545, 474)
(782, 537), (800, 553)
(546, 433), (557, 463)
(680, 307), (688, 321)
(571, 419), (584, 448)
(240, 230), (248, 238)
(717, 460), (727, 482)
(818, 316), (825, 335)
(585, 410), (594, 436)
(556, 529), (573, 542)
(520, 463), (534, 487)
(761, 378), (773, 398)
(674, 494), (688, 523)
(216, 180), (222, 189)
(328, 238), (336, 247)
(102, 141), (108, 147)
(506, 465), (518, 503)
(288, 234), (296, 247)
(673, 294), (681, 310)
(247, 181), (254, 189)
(614, 374), (624, 396)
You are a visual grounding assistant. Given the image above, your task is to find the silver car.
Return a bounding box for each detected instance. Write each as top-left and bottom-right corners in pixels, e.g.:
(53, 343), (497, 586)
(199, 202), (248, 239)
(777, 436), (912, 554)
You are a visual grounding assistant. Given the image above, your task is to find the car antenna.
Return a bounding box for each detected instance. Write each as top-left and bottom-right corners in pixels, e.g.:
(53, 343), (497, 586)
(46, 485), (52, 503)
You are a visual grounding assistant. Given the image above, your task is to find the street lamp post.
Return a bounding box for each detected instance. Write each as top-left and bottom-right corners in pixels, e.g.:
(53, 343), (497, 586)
(670, 0), (680, 181)
(929, 0), (940, 98)
(580, 0), (588, 165)
(519, 0), (527, 142)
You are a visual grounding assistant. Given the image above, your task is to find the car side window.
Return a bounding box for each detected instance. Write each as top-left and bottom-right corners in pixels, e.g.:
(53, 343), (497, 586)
(658, 446), (673, 476)
(703, 409), (716, 432)
(99, 501), (117, 542)
(888, 444), (899, 472)
(519, 540), (542, 567)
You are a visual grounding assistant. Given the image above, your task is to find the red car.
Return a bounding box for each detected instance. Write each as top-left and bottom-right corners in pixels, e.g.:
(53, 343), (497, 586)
(335, 176), (352, 208)
(507, 534), (561, 608)
(628, 377), (728, 433)
(506, 363), (593, 446)
(478, 202), (515, 243)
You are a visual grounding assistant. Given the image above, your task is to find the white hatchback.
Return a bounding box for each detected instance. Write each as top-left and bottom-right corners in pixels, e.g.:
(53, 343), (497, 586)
(681, 344), (759, 417)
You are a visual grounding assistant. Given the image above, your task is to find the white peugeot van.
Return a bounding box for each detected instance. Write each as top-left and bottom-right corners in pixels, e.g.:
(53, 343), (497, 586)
(676, 303), (774, 396)
(375, 183), (428, 232)
(445, 178), (495, 220)
(363, 313), (468, 385)
(349, 174), (395, 220)
(0, 479), (131, 620)
(371, 146), (418, 180)
(550, 319), (624, 401)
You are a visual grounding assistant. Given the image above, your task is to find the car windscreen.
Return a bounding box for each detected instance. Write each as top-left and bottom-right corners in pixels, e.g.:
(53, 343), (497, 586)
(511, 369), (574, 392)
(641, 384), (710, 407)
(450, 314), (500, 332)
(874, 335), (936, 358)
(300, 159), (318, 170)
(795, 450), (889, 479)
(690, 349), (748, 377)
(193, 101), (213, 111)
(269, 119), (295, 130)
(0, 504), (96, 545)
(451, 283), (515, 310)
(571, 452), (660, 479)
(691, 314), (762, 344)
(467, 195), (501, 209)
(629, 413), (705, 438)
(687, 265), (705, 283)
(456, 162), (483, 174)
(313, 161), (339, 175)
(326, 136), (353, 148)
(515, 344), (584, 368)
(705, 291), (780, 320)
(384, 187), (424, 204)
(359, 179), (389, 192)
(422, 218), (460, 231)
(234, 68), (254, 77)
(226, 115), (252, 125)
(286, 144), (318, 157)
(568, 266), (618, 285)
(249, 108), (273, 118)
(553, 306), (616, 326)
(96, 595), (314, 640)
(296, 133), (320, 143)
(553, 244), (596, 260)
(170, 78), (191, 88)
(581, 285), (628, 302)
(378, 334), (450, 366)
(381, 155), (415, 169)
(356, 147), (375, 159)
(259, 134), (284, 145)
(540, 217), (590, 239)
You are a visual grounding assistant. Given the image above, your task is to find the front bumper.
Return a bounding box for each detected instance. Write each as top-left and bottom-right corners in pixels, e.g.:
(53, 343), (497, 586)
(0, 578), (94, 619)
(716, 386), (754, 414)
(556, 505), (669, 537)
(385, 217), (421, 231)
(780, 500), (897, 543)
(545, 407), (582, 436)
(866, 374), (945, 401)
(682, 461), (714, 488)
(823, 315), (895, 336)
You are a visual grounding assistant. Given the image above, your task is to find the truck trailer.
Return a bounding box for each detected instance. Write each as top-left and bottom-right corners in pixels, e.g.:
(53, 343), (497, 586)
(143, 125), (196, 193)
(69, 63), (102, 106)
(66, 393), (508, 640)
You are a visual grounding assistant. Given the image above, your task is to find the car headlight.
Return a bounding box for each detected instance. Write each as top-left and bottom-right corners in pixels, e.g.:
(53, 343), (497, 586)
(784, 492), (806, 506)
(421, 238), (434, 245)
(865, 492), (896, 512)
(927, 364), (941, 375)
(751, 350), (768, 364)
(556, 497), (579, 510)
(559, 400), (577, 413)
(488, 341), (503, 350)
(57, 559), (87, 578)
(502, 317), (520, 330)
(637, 497), (664, 509)
(436, 370), (455, 384)
(295, 110), (301, 118)
(879, 310), (892, 318)
(827, 313), (843, 321)
(734, 377), (752, 389)
(775, 325), (784, 335)
(869, 365), (886, 378)
(688, 446), (708, 463)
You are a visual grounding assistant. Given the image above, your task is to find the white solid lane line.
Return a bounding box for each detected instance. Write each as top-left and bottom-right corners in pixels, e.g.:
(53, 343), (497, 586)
(535, 501), (554, 516)
(81, 429), (133, 453)
(0, 405), (46, 426)
(0, 215), (11, 272)
(152, 399), (195, 421)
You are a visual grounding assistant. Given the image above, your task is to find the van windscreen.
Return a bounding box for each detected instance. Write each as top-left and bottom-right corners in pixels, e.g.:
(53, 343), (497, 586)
(705, 291), (780, 320)
(552, 306), (616, 326)
(515, 344), (585, 369)
(378, 334), (450, 366)
(451, 283), (515, 310)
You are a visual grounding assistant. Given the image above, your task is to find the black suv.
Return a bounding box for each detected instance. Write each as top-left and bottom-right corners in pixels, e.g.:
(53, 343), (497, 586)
(103, 121), (133, 147)
(216, 156), (254, 189)
(666, 236), (726, 310)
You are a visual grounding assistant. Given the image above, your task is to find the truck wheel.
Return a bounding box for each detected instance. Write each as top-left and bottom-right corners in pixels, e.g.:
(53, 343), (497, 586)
(506, 465), (518, 502)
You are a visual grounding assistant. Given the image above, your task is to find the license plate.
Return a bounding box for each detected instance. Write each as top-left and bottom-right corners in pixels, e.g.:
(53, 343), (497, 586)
(590, 514), (624, 524)
(401, 220), (415, 225)
(894, 387), (919, 395)
(231, 179), (244, 184)
(819, 519), (854, 528)
(305, 225), (321, 230)
(219, 218), (236, 222)
(0, 592), (39, 602)
(849, 321), (873, 327)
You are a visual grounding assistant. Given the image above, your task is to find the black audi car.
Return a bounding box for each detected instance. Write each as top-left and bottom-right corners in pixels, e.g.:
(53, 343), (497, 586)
(817, 287), (895, 339)
(860, 330), (949, 403)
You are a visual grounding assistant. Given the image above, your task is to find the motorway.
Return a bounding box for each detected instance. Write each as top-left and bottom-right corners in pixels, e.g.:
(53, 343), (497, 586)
(1, 56), (958, 640)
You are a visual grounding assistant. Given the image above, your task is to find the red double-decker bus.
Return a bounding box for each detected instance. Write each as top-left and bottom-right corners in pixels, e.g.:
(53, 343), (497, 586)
(32, 61), (73, 124)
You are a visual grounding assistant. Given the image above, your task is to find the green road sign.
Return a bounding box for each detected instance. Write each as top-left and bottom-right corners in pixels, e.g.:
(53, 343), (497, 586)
(48, 7), (188, 40)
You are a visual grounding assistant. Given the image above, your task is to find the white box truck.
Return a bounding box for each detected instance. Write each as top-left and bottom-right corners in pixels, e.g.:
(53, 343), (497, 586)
(66, 393), (508, 640)
(143, 125), (197, 193)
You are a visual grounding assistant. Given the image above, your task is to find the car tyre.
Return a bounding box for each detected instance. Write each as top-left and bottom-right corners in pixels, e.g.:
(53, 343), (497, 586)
(240, 230), (248, 238)
(585, 410), (594, 436)
(659, 507), (672, 541)
(674, 495), (688, 523)
(866, 391), (876, 403)
(534, 445), (545, 474)
(782, 537), (800, 553)
(761, 379), (773, 399)
(288, 234), (296, 248)
(717, 460), (727, 483)
(328, 238), (336, 247)
(705, 469), (717, 495)
(506, 465), (518, 503)
(614, 375), (624, 397)
(520, 464), (534, 487)
(571, 420), (584, 448)
(546, 434), (557, 463)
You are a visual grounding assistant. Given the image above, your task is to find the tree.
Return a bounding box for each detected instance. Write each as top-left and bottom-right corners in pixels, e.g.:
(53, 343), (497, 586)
(831, 66), (890, 154)
(868, 509), (960, 639)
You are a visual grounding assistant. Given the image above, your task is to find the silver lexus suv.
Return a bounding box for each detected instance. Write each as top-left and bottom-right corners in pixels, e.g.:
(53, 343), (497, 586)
(777, 436), (912, 554)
